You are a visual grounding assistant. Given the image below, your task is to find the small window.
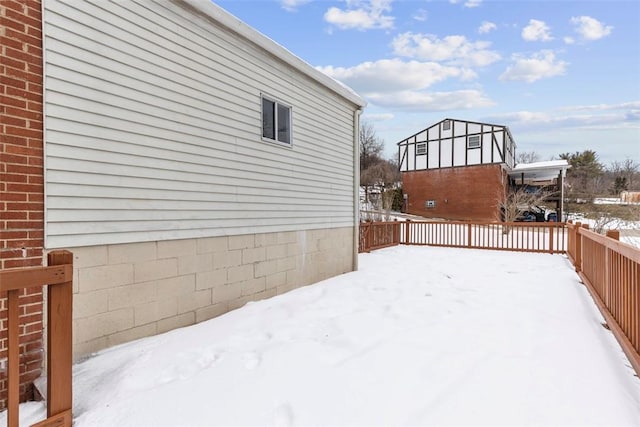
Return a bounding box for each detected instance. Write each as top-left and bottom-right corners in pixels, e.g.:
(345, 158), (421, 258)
(416, 143), (426, 155)
(467, 135), (481, 149)
(443, 120), (451, 130)
(262, 95), (291, 145)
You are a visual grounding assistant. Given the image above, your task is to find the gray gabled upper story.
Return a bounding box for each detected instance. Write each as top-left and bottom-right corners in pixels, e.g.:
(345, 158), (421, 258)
(398, 118), (516, 173)
(43, 0), (365, 249)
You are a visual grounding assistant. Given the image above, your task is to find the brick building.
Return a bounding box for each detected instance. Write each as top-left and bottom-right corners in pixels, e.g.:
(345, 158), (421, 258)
(398, 118), (569, 222)
(399, 118), (516, 221)
(0, 0), (45, 407)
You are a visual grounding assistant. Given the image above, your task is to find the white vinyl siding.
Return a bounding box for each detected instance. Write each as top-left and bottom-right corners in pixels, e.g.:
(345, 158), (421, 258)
(43, 0), (360, 248)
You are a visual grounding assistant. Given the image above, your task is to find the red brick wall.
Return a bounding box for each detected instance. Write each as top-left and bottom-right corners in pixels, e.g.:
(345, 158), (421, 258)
(0, 0), (45, 408)
(402, 164), (507, 221)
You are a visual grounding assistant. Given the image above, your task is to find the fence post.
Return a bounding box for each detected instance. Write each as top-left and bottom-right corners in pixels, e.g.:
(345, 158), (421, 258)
(606, 230), (620, 241)
(575, 222), (583, 273)
(404, 219), (411, 245)
(467, 223), (472, 247)
(548, 225), (554, 254)
(46, 250), (74, 419)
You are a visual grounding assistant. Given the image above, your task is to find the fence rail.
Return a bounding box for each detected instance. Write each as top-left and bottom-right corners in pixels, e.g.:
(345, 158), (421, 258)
(401, 221), (567, 254)
(359, 220), (567, 254)
(567, 222), (640, 375)
(0, 251), (73, 427)
(359, 221), (401, 253)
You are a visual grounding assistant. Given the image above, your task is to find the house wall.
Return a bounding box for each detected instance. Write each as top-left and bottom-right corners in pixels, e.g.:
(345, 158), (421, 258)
(43, 0), (359, 249)
(402, 164), (507, 221)
(69, 227), (353, 360)
(399, 119), (516, 172)
(0, 0), (45, 407)
(39, 1), (362, 359)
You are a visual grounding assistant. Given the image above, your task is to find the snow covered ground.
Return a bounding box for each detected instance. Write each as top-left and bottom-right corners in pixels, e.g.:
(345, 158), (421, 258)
(6, 246), (640, 426)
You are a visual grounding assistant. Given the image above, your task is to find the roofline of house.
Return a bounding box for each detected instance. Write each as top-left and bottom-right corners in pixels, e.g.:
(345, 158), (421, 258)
(396, 118), (516, 147)
(181, 0), (367, 109)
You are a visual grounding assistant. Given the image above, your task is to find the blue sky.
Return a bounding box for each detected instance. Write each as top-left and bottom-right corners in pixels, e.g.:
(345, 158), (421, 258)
(216, 0), (640, 165)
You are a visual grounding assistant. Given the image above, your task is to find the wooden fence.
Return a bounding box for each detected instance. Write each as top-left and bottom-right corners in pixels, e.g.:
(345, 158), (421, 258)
(567, 222), (640, 375)
(359, 221), (402, 253)
(0, 251), (73, 427)
(359, 220), (567, 254)
(402, 221), (567, 254)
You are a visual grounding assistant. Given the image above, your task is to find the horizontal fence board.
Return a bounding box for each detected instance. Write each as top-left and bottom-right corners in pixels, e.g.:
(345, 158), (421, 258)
(0, 265), (72, 291)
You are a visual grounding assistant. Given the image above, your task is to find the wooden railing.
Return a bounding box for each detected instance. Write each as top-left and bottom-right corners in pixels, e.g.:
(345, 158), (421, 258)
(567, 222), (640, 375)
(0, 251), (73, 427)
(359, 220), (567, 254)
(401, 221), (567, 254)
(359, 221), (401, 253)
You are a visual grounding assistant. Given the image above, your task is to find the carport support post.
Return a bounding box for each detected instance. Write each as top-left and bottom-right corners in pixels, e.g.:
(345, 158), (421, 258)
(558, 170), (564, 222)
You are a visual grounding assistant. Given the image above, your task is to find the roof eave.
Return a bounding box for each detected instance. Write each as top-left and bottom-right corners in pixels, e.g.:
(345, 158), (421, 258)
(181, 0), (366, 109)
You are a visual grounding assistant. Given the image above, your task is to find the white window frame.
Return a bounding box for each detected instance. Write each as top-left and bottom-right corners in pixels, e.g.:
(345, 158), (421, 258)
(416, 143), (427, 155)
(467, 135), (481, 149)
(261, 94), (292, 146)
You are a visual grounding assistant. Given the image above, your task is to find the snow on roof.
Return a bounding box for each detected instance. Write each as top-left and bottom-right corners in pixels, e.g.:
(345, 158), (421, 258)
(182, 0), (366, 108)
(512, 160), (570, 171)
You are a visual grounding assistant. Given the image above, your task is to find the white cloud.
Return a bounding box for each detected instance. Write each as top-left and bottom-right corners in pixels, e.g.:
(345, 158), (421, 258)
(362, 113), (395, 122)
(564, 36), (575, 45)
(522, 19), (553, 42)
(488, 102), (640, 131)
(413, 8), (428, 22)
(478, 21), (496, 34)
(366, 89), (494, 111)
(324, 0), (394, 31)
(570, 16), (613, 41)
(280, 0), (311, 11)
(317, 58), (475, 93)
(449, 0), (482, 7)
(391, 32), (501, 67)
(560, 101), (640, 112)
(499, 50), (567, 83)
(318, 58), (493, 112)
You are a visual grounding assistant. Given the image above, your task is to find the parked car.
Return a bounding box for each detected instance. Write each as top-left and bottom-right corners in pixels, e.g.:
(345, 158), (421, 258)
(516, 205), (557, 222)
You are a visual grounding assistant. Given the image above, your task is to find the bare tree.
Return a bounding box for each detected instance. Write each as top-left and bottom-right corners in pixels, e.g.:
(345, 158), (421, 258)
(361, 160), (397, 198)
(359, 121), (386, 208)
(497, 186), (554, 224)
(610, 158), (639, 191)
(359, 121), (384, 171)
(516, 151), (541, 165)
